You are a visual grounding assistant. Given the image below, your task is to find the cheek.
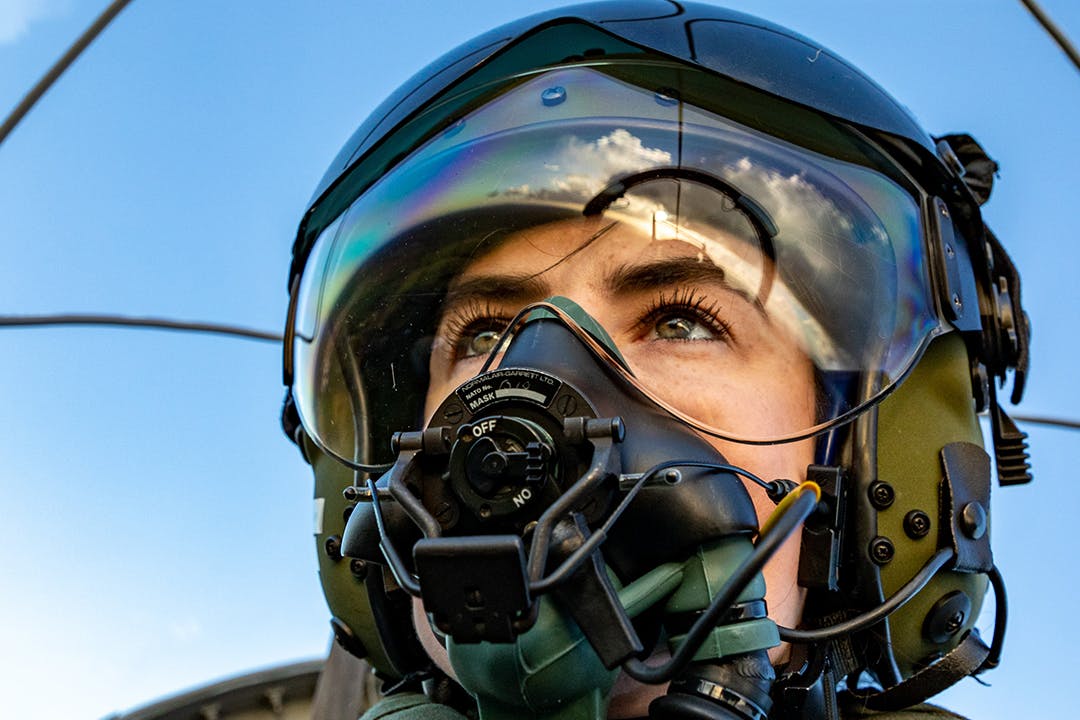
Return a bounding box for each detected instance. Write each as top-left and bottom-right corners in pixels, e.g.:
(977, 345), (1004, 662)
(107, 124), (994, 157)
(624, 345), (817, 440)
(712, 437), (814, 633)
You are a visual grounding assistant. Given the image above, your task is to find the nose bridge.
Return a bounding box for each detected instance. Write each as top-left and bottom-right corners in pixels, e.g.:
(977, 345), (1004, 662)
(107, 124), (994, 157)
(512, 296), (627, 372)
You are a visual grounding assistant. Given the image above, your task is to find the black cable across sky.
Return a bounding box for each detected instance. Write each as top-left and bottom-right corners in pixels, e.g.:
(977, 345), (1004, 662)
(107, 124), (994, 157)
(0, 313), (281, 343)
(0, 0), (135, 147)
(1020, 0), (1080, 73)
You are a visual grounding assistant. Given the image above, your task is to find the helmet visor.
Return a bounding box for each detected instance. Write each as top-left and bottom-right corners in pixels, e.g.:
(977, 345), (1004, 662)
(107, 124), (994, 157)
(291, 64), (942, 465)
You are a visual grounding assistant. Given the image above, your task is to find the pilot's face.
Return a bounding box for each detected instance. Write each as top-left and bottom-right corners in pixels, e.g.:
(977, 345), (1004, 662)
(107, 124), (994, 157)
(422, 217), (816, 716)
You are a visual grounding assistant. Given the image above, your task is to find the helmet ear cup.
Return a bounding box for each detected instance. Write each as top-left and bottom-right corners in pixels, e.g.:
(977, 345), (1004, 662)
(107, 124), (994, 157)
(308, 443), (426, 678)
(870, 333), (990, 684)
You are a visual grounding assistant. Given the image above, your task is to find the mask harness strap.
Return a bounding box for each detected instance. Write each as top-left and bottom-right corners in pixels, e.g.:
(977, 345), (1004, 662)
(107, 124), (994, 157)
(848, 633), (989, 712)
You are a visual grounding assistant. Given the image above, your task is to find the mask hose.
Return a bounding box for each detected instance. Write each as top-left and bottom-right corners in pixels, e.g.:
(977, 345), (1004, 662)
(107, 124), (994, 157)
(622, 484), (820, 720)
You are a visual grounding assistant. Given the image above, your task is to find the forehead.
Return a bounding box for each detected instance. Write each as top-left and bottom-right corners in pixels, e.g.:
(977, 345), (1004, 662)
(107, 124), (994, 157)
(457, 217), (731, 283)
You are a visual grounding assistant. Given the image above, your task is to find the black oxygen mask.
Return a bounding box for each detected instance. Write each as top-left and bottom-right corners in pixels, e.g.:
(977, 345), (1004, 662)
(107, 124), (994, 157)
(343, 297), (785, 720)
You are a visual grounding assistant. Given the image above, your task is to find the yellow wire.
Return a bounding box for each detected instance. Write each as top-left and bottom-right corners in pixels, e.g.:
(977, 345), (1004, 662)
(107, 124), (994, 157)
(759, 481), (821, 537)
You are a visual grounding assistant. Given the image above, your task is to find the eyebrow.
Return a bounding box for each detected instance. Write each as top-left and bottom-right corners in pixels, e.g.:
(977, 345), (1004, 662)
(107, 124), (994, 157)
(609, 256), (767, 314)
(441, 273), (551, 312)
(606, 256), (730, 295)
(439, 256), (757, 316)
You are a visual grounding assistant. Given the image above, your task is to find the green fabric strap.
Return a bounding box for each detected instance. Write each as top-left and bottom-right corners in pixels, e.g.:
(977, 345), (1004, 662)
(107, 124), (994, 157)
(359, 693), (469, 720)
(358, 690), (969, 719)
(839, 699), (969, 720)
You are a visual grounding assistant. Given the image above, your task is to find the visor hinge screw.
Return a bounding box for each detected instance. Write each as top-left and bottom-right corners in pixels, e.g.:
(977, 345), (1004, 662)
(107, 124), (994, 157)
(904, 510), (932, 539)
(869, 481), (895, 510)
(870, 536), (895, 565)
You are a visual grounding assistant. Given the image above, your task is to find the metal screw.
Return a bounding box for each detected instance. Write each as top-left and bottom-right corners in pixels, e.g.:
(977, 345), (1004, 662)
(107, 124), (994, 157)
(904, 510), (931, 539)
(940, 204), (950, 218)
(434, 501), (456, 527)
(324, 535), (343, 562)
(869, 481), (895, 509)
(870, 536), (895, 565)
(945, 610), (965, 634)
(342, 504), (355, 523)
(945, 243), (955, 258)
(556, 394), (577, 415)
(952, 293), (963, 311)
(664, 469), (682, 484)
(349, 558), (368, 581)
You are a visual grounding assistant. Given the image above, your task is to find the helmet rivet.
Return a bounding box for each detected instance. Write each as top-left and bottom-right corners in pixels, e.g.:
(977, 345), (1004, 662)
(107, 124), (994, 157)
(870, 536), (894, 565)
(324, 535), (343, 562)
(540, 86), (567, 106)
(923, 591), (972, 644)
(349, 558), (368, 580)
(952, 293), (963, 311)
(904, 510), (932, 539)
(869, 481), (895, 509)
(960, 501), (987, 539)
(944, 243), (956, 258)
(940, 204), (950, 218)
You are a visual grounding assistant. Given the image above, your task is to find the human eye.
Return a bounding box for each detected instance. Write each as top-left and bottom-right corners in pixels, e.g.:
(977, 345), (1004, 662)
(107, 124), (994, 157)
(638, 289), (733, 343)
(438, 301), (515, 361)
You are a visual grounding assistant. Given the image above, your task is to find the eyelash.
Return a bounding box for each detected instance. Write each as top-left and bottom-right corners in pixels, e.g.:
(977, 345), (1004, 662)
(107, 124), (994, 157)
(637, 288), (733, 342)
(440, 300), (514, 360)
(438, 287), (733, 362)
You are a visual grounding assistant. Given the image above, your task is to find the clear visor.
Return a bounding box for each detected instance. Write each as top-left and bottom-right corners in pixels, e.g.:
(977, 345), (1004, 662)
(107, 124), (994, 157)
(292, 65), (942, 465)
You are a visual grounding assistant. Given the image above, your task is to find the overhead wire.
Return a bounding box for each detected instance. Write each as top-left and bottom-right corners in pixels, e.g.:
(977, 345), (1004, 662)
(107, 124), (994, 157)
(7, 314), (1080, 428)
(0, 313), (281, 343)
(1020, 0), (1080, 73)
(0, 0), (136, 147)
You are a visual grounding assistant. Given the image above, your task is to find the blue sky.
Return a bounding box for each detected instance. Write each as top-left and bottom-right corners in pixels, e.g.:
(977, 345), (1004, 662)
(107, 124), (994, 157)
(1, 1), (1077, 718)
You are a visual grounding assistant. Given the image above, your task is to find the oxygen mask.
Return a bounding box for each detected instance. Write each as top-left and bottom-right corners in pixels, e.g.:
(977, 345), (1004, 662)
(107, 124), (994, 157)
(343, 297), (820, 720)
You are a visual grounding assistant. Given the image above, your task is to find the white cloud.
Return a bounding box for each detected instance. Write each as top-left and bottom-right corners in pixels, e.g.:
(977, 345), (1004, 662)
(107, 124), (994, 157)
(0, 0), (65, 45)
(168, 616), (204, 643)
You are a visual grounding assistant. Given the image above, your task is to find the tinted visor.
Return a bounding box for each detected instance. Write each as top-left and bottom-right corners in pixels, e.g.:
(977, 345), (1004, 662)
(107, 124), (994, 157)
(291, 65), (941, 466)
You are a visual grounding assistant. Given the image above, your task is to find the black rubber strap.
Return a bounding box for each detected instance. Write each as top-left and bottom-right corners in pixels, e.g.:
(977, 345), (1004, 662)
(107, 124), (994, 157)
(851, 632), (990, 712)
